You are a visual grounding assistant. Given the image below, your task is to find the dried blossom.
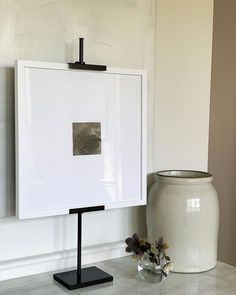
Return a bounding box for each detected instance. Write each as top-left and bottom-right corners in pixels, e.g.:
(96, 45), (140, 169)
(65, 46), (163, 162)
(156, 237), (169, 251)
(125, 233), (141, 255)
(163, 262), (174, 275)
(125, 233), (173, 279)
(155, 237), (170, 261)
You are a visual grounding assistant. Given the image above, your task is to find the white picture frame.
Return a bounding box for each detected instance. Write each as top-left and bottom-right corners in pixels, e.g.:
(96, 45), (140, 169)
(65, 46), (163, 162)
(15, 60), (147, 219)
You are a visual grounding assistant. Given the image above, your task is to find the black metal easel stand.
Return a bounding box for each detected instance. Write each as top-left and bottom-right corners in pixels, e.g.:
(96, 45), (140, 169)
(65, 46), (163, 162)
(68, 38), (107, 71)
(53, 206), (113, 290)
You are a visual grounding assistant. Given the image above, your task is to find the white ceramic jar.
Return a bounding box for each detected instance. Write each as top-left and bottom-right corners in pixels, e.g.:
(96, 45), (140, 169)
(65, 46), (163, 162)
(147, 170), (219, 273)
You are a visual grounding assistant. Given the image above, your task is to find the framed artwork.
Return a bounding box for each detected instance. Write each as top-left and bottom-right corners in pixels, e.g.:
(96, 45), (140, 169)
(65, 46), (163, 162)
(15, 60), (147, 219)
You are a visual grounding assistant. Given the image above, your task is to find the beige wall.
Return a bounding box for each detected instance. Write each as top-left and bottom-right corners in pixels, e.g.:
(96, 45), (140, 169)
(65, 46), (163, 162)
(209, 0), (236, 266)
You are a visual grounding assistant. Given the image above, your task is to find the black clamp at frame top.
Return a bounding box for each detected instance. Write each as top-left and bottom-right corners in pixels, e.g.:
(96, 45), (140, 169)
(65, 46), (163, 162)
(69, 205), (105, 215)
(68, 38), (107, 71)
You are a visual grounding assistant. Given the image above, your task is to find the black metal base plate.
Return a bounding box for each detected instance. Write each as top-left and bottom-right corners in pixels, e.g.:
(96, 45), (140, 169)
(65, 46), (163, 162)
(53, 266), (113, 290)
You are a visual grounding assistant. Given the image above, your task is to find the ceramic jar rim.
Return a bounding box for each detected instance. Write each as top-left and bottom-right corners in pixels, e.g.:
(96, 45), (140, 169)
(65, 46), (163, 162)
(155, 170), (213, 184)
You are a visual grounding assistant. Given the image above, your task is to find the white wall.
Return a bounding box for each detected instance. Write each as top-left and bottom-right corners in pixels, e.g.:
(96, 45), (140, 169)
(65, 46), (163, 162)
(0, 0), (155, 265)
(0, 0), (214, 280)
(155, 0), (214, 171)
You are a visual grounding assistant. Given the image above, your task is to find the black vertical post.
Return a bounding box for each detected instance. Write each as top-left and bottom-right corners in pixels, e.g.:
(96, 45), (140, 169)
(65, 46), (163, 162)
(68, 37), (107, 71)
(79, 38), (85, 64)
(53, 206), (113, 290)
(77, 212), (82, 281)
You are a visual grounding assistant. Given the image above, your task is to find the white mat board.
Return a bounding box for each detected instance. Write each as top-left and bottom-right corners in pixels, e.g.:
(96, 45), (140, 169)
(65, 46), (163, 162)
(15, 60), (146, 219)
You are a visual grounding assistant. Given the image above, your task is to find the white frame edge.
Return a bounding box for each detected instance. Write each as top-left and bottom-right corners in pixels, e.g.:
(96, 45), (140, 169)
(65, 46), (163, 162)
(15, 60), (147, 219)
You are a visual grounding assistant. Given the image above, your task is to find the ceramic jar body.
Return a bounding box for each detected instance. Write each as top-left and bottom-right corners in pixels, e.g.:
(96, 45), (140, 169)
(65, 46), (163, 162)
(147, 171), (219, 273)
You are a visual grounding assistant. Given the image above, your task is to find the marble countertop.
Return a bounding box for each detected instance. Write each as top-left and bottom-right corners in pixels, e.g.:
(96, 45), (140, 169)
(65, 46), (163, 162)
(0, 257), (235, 295)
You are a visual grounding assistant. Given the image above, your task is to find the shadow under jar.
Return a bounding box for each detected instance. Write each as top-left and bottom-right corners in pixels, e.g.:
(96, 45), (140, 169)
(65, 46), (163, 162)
(147, 170), (219, 273)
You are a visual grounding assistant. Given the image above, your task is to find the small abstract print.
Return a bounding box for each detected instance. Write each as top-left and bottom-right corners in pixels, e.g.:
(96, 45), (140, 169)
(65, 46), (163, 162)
(73, 122), (101, 156)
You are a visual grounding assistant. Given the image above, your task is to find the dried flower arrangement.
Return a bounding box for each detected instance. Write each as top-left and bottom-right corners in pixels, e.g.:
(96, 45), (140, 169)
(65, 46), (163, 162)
(125, 233), (173, 281)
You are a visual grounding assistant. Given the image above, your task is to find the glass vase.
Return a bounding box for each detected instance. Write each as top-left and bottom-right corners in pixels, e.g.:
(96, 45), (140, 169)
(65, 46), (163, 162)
(137, 253), (163, 283)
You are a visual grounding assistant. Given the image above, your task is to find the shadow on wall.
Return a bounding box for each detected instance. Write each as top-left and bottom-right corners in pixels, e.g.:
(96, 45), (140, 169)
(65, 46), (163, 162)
(147, 173), (154, 196)
(0, 67), (15, 217)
